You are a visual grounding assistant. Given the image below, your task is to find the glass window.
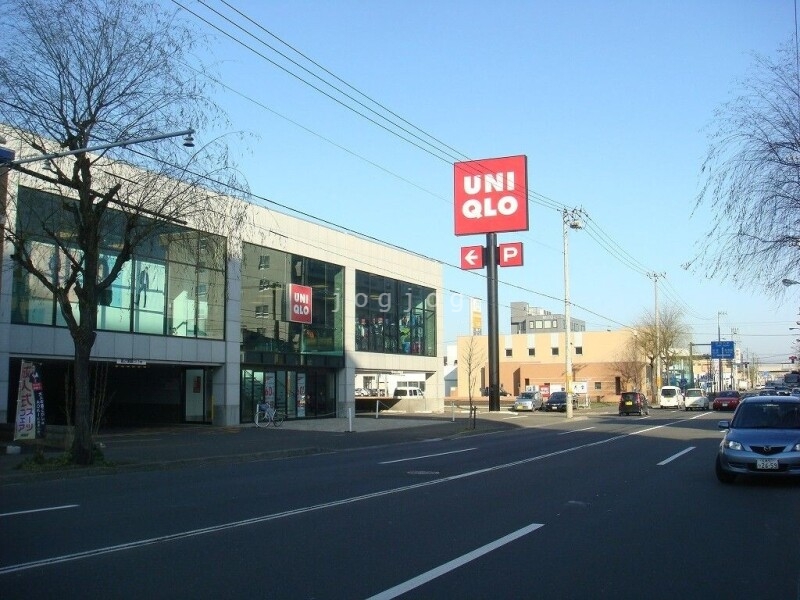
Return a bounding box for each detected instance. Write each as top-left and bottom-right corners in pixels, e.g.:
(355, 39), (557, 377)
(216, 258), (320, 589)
(505, 349), (512, 357)
(354, 271), (436, 357)
(576, 346), (583, 355)
(11, 186), (226, 339)
(11, 241), (56, 325)
(528, 348), (535, 356)
(134, 260), (166, 334)
(551, 347), (559, 356)
(241, 243), (344, 358)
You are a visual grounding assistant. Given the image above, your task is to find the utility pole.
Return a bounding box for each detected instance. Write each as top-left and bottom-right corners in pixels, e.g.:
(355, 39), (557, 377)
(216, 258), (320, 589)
(647, 272), (665, 398)
(717, 310), (726, 392)
(563, 208), (583, 419)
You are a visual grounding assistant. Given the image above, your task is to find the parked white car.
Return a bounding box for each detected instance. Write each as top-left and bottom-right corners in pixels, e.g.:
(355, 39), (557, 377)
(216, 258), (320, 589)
(658, 385), (684, 409)
(683, 387), (709, 411)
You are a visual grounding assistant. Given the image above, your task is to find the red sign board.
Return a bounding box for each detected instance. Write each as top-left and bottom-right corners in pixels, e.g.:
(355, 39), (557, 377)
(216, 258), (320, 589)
(454, 155), (528, 236)
(460, 245), (484, 270)
(498, 242), (523, 267)
(288, 284), (312, 324)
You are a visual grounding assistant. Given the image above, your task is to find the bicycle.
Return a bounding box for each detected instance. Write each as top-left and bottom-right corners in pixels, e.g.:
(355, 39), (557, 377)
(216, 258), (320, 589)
(255, 403), (284, 427)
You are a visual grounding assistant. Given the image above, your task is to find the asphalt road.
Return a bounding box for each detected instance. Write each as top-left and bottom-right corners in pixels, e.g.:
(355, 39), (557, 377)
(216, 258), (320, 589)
(1, 409), (798, 599)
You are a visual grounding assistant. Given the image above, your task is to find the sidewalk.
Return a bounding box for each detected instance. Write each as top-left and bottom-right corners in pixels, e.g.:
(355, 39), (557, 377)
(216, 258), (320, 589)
(0, 404), (614, 484)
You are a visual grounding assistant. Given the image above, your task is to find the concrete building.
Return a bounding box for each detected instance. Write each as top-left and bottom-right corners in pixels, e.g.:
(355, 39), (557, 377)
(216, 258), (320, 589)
(510, 302), (586, 334)
(0, 141), (444, 427)
(454, 329), (639, 402)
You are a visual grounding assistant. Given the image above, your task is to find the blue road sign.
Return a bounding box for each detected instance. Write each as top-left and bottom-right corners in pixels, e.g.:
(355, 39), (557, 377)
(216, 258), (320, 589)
(711, 340), (735, 359)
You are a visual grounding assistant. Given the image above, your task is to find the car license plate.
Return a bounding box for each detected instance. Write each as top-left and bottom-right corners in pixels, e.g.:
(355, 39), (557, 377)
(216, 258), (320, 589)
(721, 402), (728, 407)
(625, 401), (632, 406)
(756, 459), (779, 470)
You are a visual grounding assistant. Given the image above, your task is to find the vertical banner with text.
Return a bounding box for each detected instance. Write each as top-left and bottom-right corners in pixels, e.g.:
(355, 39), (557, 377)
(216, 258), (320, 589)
(15, 361), (46, 441)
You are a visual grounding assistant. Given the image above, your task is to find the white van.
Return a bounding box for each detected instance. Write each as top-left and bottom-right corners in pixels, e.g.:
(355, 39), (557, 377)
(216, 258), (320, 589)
(658, 385), (684, 409)
(393, 386), (424, 399)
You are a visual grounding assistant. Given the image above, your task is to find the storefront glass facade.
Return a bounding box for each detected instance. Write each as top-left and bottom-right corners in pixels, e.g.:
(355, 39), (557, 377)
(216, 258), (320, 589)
(239, 242), (344, 421)
(354, 270), (436, 356)
(10, 186), (226, 339)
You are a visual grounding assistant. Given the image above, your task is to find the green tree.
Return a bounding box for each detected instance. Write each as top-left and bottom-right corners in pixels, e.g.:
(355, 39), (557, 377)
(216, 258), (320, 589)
(0, 0), (248, 464)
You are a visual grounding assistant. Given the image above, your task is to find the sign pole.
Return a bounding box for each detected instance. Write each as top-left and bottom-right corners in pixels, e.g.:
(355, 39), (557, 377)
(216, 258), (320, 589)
(486, 233), (500, 412)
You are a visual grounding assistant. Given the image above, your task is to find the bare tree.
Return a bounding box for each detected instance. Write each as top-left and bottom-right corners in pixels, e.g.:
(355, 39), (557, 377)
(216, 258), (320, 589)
(693, 40), (800, 293)
(0, 0), (248, 464)
(461, 336), (485, 429)
(611, 342), (645, 393)
(633, 305), (689, 399)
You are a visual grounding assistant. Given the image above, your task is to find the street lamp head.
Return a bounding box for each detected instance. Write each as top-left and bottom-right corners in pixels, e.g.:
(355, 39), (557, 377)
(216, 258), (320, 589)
(182, 131), (195, 148)
(783, 278), (800, 287)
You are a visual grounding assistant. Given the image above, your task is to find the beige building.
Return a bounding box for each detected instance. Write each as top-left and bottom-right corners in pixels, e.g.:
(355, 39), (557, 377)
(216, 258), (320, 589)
(455, 329), (639, 403)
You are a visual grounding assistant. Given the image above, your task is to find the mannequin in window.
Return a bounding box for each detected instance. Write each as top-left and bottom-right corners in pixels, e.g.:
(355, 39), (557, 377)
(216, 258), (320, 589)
(136, 266), (149, 307)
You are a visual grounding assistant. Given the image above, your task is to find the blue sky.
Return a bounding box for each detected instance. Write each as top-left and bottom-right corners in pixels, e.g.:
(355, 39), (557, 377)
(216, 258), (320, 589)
(177, 0), (796, 363)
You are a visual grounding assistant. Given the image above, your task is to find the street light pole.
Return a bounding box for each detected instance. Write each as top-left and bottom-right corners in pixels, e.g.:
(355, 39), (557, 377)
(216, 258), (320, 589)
(1, 129), (195, 167)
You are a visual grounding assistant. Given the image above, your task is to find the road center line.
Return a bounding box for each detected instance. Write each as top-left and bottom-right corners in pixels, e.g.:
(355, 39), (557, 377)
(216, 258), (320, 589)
(658, 446), (695, 465)
(365, 522), (544, 600)
(0, 505), (79, 518)
(558, 427), (595, 435)
(379, 448), (477, 464)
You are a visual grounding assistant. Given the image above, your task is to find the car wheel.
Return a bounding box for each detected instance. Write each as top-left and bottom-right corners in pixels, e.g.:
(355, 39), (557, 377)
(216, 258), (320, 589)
(715, 456), (736, 484)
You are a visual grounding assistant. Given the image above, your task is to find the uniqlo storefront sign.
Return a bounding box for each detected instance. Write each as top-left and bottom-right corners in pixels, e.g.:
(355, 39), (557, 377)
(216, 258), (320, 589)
(454, 155), (528, 236)
(288, 284), (312, 324)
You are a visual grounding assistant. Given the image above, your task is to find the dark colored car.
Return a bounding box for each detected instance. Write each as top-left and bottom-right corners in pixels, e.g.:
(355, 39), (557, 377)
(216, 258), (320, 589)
(618, 391), (649, 416)
(544, 391), (576, 412)
(716, 396), (800, 483)
(481, 387), (510, 396)
(713, 390), (742, 411)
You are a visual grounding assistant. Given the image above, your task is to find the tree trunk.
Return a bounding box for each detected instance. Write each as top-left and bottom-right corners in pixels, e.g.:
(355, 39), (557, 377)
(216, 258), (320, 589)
(70, 327), (96, 465)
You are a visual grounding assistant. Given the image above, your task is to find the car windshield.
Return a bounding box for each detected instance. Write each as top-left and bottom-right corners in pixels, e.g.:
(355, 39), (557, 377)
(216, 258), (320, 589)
(686, 389), (702, 397)
(518, 393), (534, 399)
(661, 389), (677, 397)
(732, 403), (800, 429)
(620, 393), (638, 401)
(718, 391), (739, 398)
(549, 393), (566, 401)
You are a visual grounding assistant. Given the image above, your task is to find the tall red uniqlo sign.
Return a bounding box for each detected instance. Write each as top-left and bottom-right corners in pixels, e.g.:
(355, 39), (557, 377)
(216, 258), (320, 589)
(454, 155), (528, 236)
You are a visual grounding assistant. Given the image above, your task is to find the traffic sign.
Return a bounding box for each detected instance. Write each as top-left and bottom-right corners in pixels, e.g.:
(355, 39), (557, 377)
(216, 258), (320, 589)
(460, 245), (484, 270)
(497, 242), (523, 267)
(710, 340), (734, 359)
(453, 155), (528, 236)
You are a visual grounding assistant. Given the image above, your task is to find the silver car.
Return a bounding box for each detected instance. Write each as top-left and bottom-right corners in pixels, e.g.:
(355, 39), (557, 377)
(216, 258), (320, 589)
(716, 396), (800, 483)
(513, 391), (543, 412)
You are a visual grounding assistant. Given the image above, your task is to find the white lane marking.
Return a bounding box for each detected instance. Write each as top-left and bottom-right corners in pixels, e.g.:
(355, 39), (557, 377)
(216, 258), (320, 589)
(365, 522), (544, 600)
(658, 447), (695, 466)
(558, 427), (595, 435)
(0, 416), (691, 576)
(0, 505), (79, 518)
(379, 448), (477, 464)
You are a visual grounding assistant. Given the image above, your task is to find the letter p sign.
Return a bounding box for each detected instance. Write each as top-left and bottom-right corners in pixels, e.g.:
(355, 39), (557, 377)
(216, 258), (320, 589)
(498, 242), (523, 267)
